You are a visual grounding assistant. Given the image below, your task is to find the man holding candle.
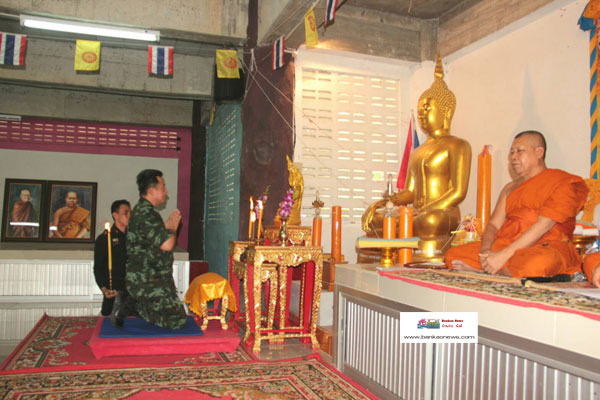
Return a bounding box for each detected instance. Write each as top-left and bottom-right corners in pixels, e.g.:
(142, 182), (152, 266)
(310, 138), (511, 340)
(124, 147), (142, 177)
(93, 200), (130, 316)
(113, 169), (187, 330)
(445, 131), (588, 278)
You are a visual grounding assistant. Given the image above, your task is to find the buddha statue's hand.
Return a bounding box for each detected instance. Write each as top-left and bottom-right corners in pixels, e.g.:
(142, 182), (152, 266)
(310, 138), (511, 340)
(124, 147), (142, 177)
(362, 201), (382, 232)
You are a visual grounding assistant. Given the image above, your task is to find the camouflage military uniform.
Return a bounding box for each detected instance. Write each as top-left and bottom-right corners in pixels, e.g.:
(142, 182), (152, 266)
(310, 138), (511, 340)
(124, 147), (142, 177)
(126, 198), (187, 329)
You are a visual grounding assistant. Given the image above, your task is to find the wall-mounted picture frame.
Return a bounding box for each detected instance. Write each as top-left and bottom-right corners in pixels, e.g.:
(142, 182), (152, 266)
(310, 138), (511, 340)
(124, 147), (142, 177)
(46, 181), (97, 243)
(1, 179), (46, 242)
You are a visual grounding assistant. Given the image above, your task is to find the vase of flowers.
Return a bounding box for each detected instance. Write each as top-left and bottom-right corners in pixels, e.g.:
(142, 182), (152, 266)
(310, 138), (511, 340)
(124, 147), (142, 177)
(279, 219), (288, 246)
(278, 188), (294, 246)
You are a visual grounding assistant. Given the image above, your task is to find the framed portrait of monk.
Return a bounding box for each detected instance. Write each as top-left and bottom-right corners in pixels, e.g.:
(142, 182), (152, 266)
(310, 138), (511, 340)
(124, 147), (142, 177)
(1, 179), (46, 242)
(46, 181), (97, 243)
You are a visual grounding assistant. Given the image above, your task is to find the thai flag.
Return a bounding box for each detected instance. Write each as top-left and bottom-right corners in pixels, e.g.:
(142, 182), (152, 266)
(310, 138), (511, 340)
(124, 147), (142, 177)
(148, 45), (173, 75)
(272, 36), (285, 70)
(0, 33), (26, 66)
(397, 115), (420, 189)
(325, 0), (339, 25)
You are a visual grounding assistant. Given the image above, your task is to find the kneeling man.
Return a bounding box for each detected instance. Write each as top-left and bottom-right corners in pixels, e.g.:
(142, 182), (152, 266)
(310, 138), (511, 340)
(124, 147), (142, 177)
(114, 169), (187, 329)
(445, 131), (588, 278)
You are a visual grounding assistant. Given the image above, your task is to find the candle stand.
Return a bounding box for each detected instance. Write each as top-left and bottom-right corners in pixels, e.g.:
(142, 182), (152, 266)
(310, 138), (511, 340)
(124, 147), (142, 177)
(356, 237), (420, 267)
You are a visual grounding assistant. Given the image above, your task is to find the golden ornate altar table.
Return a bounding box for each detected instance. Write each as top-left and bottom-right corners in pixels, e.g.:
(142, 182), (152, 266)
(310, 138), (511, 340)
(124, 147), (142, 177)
(228, 241), (323, 353)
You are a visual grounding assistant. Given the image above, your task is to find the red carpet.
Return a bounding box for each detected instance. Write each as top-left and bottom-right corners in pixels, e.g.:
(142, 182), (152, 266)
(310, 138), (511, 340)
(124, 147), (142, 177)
(90, 316), (240, 358)
(1, 315), (253, 372)
(0, 354), (377, 400)
(127, 389), (233, 399)
(0, 315), (377, 399)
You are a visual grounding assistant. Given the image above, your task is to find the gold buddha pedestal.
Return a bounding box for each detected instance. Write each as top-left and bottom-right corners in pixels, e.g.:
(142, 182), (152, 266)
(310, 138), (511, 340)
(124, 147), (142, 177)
(572, 234), (599, 259)
(360, 54), (472, 263)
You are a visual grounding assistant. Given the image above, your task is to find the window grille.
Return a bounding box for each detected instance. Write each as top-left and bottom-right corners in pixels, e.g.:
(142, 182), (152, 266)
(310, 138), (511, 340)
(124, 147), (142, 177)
(0, 118), (180, 151)
(295, 67), (401, 224)
(204, 104), (242, 278)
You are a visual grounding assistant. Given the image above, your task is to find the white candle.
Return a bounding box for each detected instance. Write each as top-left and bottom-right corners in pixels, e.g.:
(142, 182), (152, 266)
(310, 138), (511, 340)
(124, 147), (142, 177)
(104, 222), (112, 290)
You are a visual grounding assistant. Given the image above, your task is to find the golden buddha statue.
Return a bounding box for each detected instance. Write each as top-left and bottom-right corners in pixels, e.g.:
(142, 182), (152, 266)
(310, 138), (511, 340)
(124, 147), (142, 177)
(361, 54), (471, 261)
(274, 155), (304, 225)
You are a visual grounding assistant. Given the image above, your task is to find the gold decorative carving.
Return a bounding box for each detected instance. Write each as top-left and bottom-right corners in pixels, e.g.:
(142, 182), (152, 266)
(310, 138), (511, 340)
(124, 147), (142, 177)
(264, 225), (312, 246)
(243, 245), (323, 353)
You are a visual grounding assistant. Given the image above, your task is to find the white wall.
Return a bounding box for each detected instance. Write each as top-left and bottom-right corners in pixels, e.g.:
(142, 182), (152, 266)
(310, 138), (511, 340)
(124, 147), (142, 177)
(295, 0), (591, 261)
(0, 149), (179, 240)
(441, 0), (589, 216)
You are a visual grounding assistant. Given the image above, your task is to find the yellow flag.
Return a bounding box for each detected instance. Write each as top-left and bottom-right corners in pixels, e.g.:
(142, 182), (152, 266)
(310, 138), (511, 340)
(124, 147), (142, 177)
(74, 40), (100, 71)
(216, 49), (240, 79)
(305, 8), (318, 48)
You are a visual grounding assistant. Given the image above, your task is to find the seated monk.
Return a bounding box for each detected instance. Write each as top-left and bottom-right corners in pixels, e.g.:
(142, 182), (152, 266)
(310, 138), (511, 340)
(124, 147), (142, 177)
(11, 189), (37, 237)
(445, 131), (588, 277)
(582, 253), (600, 287)
(362, 54), (471, 260)
(52, 191), (91, 239)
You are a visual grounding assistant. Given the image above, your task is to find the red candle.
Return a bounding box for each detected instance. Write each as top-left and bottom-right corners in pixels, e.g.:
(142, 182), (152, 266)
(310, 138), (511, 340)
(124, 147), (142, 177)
(398, 206), (413, 265)
(477, 145), (492, 230)
(312, 217), (322, 246)
(331, 206), (342, 261)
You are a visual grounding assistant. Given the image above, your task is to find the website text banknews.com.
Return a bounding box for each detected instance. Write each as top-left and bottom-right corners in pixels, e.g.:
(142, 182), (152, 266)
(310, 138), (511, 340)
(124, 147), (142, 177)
(402, 335), (477, 341)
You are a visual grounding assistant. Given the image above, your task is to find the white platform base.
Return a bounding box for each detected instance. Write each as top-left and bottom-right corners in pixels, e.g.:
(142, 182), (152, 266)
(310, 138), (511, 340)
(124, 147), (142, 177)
(289, 280), (333, 326)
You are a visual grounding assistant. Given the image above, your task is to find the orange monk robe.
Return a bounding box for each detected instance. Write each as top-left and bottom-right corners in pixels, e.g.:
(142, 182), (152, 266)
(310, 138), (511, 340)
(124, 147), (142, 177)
(583, 252), (600, 284)
(11, 200), (36, 237)
(55, 206), (91, 238)
(445, 169), (588, 277)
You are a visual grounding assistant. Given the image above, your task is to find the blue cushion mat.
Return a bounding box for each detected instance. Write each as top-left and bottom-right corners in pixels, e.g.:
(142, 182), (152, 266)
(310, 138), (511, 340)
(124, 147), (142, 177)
(99, 316), (203, 338)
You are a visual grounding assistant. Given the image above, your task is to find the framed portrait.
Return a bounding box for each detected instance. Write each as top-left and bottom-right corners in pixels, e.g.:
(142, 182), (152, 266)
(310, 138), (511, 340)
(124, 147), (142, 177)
(46, 181), (97, 243)
(1, 179), (46, 242)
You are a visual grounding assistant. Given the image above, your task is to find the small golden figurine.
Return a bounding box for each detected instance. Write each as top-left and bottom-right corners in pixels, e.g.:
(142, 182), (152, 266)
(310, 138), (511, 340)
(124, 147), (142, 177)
(275, 155), (304, 226)
(312, 191), (324, 216)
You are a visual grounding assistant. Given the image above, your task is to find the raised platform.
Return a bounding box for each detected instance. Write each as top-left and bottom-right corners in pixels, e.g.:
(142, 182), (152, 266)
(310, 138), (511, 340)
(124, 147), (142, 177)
(90, 317), (240, 358)
(333, 263), (600, 399)
(289, 280), (333, 326)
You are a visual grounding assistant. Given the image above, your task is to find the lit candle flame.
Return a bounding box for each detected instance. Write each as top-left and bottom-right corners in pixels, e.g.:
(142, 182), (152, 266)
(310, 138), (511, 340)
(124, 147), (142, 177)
(250, 196), (254, 210)
(104, 222), (111, 232)
(258, 199), (263, 210)
(250, 211), (256, 222)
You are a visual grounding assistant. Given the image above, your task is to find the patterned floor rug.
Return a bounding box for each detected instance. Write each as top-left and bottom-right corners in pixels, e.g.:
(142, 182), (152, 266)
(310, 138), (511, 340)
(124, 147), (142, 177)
(1, 315), (253, 372)
(379, 269), (600, 319)
(0, 354), (376, 400)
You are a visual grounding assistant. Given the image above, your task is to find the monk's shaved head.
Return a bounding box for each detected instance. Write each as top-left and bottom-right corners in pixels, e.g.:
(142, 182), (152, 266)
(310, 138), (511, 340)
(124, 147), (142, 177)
(514, 130), (546, 161)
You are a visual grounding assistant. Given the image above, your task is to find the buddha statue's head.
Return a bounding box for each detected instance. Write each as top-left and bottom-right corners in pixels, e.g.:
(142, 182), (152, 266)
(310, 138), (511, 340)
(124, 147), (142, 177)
(417, 54), (456, 136)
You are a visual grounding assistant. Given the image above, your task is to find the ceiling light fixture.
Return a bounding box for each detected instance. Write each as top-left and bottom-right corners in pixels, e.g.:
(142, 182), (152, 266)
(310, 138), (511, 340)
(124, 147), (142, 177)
(20, 15), (160, 42)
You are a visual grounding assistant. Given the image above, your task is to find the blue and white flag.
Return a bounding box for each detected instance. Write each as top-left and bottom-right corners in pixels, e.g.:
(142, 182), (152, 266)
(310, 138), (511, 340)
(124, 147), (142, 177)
(0, 32), (26, 66)
(325, 0), (339, 25)
(148, 45), (173, 75)
(272, 36), (285, 70)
